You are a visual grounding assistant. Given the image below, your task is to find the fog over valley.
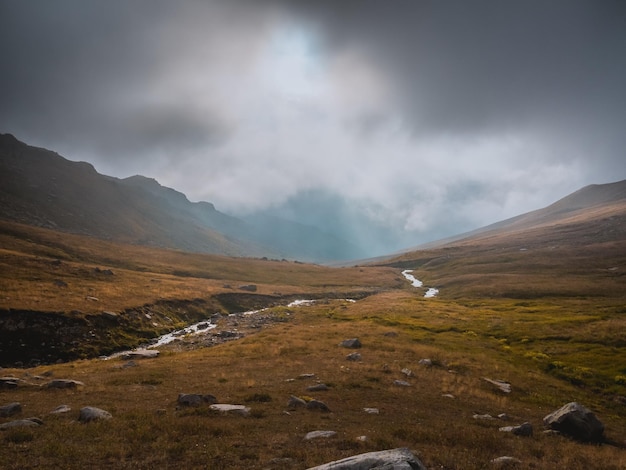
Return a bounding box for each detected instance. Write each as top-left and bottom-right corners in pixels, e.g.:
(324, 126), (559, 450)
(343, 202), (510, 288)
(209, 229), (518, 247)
(1, 1), (625, 256)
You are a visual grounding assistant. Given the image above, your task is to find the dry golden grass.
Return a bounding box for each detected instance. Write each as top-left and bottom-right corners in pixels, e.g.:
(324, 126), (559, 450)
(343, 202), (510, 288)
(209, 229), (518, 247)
(1, 220), (625, 468)
(1, 296), (625, 469)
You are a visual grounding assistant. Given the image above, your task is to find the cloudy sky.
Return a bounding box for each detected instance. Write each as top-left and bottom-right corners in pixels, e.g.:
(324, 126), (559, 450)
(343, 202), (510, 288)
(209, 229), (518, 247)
(1, 1), (625, 256)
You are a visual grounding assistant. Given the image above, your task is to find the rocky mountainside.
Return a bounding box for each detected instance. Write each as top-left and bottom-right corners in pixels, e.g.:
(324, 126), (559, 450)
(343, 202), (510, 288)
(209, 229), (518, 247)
(0, 134), (364, 261)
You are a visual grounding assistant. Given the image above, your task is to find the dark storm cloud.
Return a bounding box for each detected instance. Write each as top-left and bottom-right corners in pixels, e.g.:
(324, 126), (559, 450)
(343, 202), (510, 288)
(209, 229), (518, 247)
(1, 0), (625, 254)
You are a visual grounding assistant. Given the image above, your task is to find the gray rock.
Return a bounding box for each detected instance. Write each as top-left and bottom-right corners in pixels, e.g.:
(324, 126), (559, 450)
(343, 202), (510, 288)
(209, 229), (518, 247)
(363, 408), (379, 414)
(307, 384), (329, 392)
(50, 405), (71, 414)
(177, 393), (217, 407)
(287, 395), (307, 409)
(401, 368), (413, 377)
(491, 456), (522, 467)
(543, 402), (604, 442)
(473, 413), (495, 421)
(306, 447), (427, 470)
(346, 352), (362, 361)
(46, 379), (85, 389)
(340, 338), (362, 349)
(393, 380), (411, 387)
(238, 284), (257, 292)
(304, 430), (337, 440)
(418, 358), (433, 367)
(0, 402), (21, 417)
(0, 377), (20, 389)
(483, 378), (511, 393)
(306, 399), (331, 412)
(209, 404), (250, 416)
(499, 422), (533, 436)
(0, 418), (42, 430)
(79, 406), (112, 422)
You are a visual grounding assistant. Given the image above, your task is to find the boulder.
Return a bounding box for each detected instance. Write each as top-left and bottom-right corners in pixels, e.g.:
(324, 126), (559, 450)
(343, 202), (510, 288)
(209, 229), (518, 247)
(287, 395), (307, 409)
(499, 422), (533, 436)
(209, 404), (250, 416)
(306, 399), (331, 412)
(340, 338), (362, 349)
(543, 402), (604, 442)
(306, 447), (427, 470)
(346, 352), (362, 361)
(46, 379), (84, 389)
(177, 393), (217, 407)
(0, 402), (22, 417)
(0, 418), (42, 430)
(304, 430), (337, 440)
(78, 406), (112, 422)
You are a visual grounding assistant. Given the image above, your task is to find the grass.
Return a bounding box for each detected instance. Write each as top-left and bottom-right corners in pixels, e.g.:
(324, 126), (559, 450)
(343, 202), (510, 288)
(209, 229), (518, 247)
(0, 220), (625, 468)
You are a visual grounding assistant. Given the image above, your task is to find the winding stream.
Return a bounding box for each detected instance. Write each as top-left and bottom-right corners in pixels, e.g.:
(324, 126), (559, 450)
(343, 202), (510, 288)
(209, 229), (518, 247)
(402, 270), (439, 298)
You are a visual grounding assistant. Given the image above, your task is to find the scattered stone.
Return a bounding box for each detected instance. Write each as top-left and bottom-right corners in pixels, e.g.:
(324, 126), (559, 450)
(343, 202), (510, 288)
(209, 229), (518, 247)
(298, 373), (316, 379)
(483, 378), (512, 394)
(46, 379), (85, 389)
(209, 404), (250, 416)
(499, 422), (533, 436)
(339, 338), (362, 349)
(363, 408), (379, 414)
(79, 406), (112, 422)
(498, 413), (510, 421)
(491, 456), (522, 467)
(0, 377), (20, 389)
(0, 418), (42, 430)
(238, 284), (257, 292)
(356, 435), (368, 442)
(401, 368), (414, 377)
(473, 414), (496, 420)
(304, 430), (337, 440)
(393, 379), (411, 387)
(306, 447), (427, 470)
(418, 358), (433, 367)
(85, 296), (99, 302)
(177, 393), (217, 407)
(442, 394), (455, 399)
(119, 349), (159, 360)
(306, 399), (331, 412)
(346, 352), (362, 361)
(50, 405), (71, 414)
(543, 402), (605, 442)
(102, 311), (118, 319)
(307, 384), (329, 392)
(0, 402), (21, 417)
(287, 395), (307, 409)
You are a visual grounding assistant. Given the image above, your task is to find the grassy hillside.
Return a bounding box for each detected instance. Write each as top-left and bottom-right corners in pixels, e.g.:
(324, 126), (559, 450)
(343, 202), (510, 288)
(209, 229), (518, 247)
(0, 219), (625, 469)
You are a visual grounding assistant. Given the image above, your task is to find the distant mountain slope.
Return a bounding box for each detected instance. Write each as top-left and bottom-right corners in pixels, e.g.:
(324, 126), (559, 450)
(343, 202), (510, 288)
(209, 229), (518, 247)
(406, 179), (626, 251)
(0, 133), (364, 261)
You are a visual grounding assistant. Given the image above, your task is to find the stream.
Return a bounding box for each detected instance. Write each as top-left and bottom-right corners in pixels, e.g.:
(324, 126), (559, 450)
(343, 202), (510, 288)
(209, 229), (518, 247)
(104, 298), (320, 359)
(402, 270), (439, 298)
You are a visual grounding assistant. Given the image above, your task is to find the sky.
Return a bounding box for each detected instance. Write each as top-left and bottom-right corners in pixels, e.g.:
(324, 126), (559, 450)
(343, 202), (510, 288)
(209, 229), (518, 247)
(1, 1), (625, 256)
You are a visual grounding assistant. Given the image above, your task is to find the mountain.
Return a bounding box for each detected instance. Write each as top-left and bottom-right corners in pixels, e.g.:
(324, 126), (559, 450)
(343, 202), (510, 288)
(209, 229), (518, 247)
(402, 179), (626, 251)
(0, 133), (363, 261)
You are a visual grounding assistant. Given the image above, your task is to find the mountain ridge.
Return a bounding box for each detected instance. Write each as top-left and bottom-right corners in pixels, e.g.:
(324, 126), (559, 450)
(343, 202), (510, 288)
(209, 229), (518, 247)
(0, 133), (365, 261)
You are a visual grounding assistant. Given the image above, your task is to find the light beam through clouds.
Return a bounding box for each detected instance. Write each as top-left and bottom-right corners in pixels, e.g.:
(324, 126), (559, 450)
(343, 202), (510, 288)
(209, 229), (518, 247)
(0, 0), (624, 257)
